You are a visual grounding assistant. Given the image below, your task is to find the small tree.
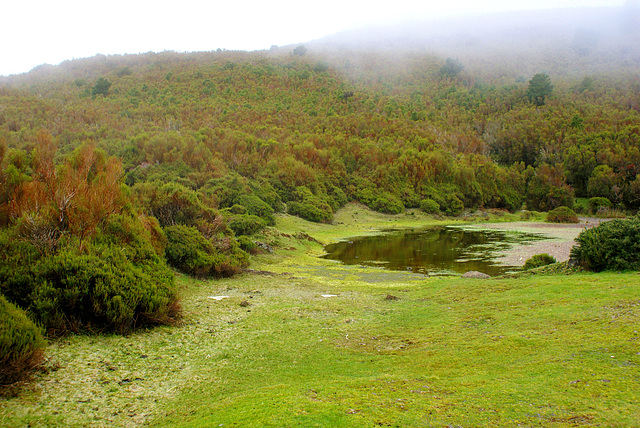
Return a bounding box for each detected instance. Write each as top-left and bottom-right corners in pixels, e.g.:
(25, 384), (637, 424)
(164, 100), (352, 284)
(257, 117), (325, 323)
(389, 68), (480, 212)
(91, 78), (111, 97)
(587, 165), (617, 199)
(526, 73), (553, 106)
(439, 58), (464, 78)
(293, 45), (307, 56)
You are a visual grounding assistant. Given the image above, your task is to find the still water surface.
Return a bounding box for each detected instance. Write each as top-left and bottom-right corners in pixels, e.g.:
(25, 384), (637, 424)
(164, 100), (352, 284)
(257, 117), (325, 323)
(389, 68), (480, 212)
(322, 226), (547, 276)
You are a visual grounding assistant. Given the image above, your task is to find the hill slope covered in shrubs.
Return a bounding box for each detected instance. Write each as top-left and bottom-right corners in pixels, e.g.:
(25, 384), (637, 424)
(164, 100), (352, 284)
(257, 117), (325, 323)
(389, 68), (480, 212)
(1, 39), (639, 348)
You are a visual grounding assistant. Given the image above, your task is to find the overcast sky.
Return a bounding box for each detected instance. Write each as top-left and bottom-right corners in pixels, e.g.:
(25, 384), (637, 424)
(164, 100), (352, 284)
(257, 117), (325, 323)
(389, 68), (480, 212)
(0, 0), (626, 76)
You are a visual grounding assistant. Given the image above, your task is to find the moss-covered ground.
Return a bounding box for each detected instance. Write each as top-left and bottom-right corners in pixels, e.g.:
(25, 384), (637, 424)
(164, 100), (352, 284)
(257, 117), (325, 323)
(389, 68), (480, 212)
(1, 205), (638, 427)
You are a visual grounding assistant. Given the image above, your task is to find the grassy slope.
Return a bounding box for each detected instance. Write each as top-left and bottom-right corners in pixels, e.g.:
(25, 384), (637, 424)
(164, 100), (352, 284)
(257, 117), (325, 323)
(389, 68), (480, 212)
(1, 206), (639, 427)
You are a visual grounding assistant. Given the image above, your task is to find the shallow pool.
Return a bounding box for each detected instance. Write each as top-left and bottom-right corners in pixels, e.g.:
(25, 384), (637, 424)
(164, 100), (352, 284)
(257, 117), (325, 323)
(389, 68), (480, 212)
(321, 226), (547, 276)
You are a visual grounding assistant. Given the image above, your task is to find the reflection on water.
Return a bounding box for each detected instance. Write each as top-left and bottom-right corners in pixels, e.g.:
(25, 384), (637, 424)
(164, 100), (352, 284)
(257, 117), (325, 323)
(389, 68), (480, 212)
(321, 226), (546, 276)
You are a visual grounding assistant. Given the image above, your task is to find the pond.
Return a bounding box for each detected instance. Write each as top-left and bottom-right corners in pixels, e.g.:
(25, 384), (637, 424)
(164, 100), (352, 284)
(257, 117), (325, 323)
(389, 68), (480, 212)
(321, 226), (547, 276)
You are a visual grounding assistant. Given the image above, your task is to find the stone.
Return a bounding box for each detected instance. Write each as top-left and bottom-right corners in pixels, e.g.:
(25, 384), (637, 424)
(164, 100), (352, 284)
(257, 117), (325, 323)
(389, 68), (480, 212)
(461, 271), (491, 279)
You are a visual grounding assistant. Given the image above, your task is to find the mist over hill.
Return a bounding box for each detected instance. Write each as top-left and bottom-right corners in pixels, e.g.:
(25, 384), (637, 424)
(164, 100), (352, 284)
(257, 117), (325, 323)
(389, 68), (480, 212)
(308, 5), (640, 77)
(2, 5), (639, 85)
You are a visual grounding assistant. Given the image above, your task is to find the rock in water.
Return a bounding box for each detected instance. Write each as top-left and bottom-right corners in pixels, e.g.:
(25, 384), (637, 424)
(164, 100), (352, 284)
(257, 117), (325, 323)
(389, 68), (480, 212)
(461, 271), (491, 279)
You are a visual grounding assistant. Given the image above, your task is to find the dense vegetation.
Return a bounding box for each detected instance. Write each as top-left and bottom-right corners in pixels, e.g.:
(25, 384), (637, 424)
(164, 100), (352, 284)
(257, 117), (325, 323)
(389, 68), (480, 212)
(2, 46), (639, 225)
(0, 134), (181, 335)
(1, 25), (639, 342)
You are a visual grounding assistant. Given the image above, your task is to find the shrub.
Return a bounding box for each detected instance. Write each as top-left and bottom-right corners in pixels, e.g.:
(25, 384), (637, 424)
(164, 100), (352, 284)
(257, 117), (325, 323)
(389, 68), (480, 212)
(0, 295), (45, 390)
(0, 222), (180, 335)
(547, 206), (579, 223)
(237, 236), (258, 254)
(595, 207), (626, 219)
(227, 204), (247, 215)
(588, 197), (612, 214)
(443, 194), (464, 216)
(327, 185), (348, 210)
(523, 253), (557, 270)
(249, 180), (284, 213)
(228, 214), (267, 236)
(0, 143), (182, 336)
(23, 245), (175, 335)
(587, 165), (616, 199)
(288, 201), (332, 223)
(570, 216), (640, 272)
(400, 187), (421, 209)
(354, 187), (404, 214)
(133, 181), (220, 228)
(420, 198), (440, 214)
(91, 77), (111, 97)
(371, 193), (405, 214)
(525, 165), (574, 211)
(164, 225), (248, 278)
(235, 194), (275, 225)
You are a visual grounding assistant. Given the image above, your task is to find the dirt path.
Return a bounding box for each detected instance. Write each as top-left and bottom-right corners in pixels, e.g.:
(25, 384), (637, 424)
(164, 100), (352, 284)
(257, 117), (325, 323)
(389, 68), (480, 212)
(468, 218), (605, 266)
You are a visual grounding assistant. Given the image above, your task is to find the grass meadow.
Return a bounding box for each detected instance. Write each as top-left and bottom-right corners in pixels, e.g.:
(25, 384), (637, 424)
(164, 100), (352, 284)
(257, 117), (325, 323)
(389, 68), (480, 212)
(2, 206), (638, 427)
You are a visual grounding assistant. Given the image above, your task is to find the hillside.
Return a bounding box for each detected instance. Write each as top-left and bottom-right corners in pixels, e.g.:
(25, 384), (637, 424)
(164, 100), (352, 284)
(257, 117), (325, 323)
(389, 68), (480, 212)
(1, 21), (639, 219)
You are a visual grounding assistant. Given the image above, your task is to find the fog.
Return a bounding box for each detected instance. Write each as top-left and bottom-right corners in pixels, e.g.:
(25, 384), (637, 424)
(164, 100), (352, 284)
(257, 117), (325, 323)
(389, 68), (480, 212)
(308, 3), (640, 78)
(0, 0), (631, 76)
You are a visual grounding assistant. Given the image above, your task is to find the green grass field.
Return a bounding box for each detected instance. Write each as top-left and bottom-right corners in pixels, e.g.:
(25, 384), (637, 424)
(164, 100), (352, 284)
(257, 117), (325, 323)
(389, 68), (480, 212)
(2, 207), (639, 427)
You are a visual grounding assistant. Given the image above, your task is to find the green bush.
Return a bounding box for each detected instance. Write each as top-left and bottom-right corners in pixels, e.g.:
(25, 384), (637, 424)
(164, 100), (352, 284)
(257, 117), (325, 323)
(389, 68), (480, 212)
(370, 193), (405, 214)
(228, 214), (267, 236)
(227, 204), (247, 215)
(0, 221), (180, 335)
(249, 180), (284, 213)
(0, 295), (46, 390)
(288, 201), (332, 223)
(91, 77), (111, 97)
(354, 188), (404, 214)
(443, 194), (464, 216)
(19, 246), (176, 335)
(164, 225), (248, 278)
(588, 197), (612, 214)
(237, 236), (258, 254)
(327, 185), (348, 210)
(523, 253), (557, 270)
(570, 216), (640, 272)
(547, 206), (579, 223)
(420, 198), (440, 214)
(235, 194), (275, 225)
(133, 181), (220, 228)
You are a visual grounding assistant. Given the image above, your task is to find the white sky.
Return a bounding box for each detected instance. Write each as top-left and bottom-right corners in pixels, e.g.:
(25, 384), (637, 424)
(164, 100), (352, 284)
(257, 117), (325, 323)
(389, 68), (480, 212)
(0, 0), (625, 76)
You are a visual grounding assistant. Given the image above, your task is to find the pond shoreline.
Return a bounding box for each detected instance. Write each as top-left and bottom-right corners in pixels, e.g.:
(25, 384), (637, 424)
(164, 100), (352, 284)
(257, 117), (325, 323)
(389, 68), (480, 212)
(468, 218), (604, 266)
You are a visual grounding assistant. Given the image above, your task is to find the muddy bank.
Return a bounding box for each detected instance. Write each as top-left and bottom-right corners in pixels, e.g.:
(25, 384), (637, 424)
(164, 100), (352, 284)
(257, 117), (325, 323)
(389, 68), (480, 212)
(467, 218), (605, 266)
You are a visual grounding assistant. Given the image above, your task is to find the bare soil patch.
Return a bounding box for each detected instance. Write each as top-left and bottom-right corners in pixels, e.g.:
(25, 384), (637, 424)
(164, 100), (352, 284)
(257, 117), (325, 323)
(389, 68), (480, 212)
(469, 218), (605, 266)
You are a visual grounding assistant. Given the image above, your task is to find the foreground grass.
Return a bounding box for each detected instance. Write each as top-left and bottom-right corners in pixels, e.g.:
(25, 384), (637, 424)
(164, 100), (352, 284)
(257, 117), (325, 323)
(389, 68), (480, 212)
(2, 207), (639, 427)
